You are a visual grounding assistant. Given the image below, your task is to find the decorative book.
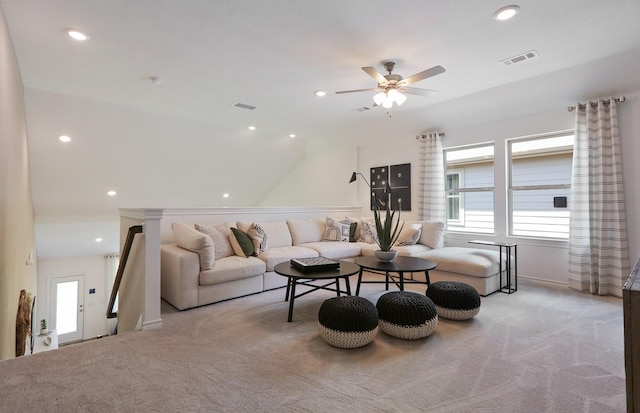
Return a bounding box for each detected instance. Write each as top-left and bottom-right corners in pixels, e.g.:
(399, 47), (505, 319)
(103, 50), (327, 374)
(290, 257), (340, 272)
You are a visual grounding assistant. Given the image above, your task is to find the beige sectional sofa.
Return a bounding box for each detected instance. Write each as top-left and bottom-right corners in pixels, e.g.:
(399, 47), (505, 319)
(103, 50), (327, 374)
(160, 217), (509, 310)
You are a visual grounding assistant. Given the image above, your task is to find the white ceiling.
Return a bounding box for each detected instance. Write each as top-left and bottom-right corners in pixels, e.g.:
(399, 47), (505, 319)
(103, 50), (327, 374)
(2, 0), (640, 259)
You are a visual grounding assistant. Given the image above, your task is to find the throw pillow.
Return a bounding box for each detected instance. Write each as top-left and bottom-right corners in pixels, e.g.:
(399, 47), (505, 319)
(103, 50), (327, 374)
(420, 221), (445, 249)
(396, 223), (422, 246)
(195, 223), (235, 260)
(323, 217), (350, 242)
(358, 219), (378, 244)
(229, 227), (255, 257)
(349, 222), (358, 242)
(171, 222), (215, 270)
(247, 223), (268, 255)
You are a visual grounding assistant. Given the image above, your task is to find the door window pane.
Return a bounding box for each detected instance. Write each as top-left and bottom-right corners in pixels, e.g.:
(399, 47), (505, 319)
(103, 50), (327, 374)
(56, 281), (78, 335)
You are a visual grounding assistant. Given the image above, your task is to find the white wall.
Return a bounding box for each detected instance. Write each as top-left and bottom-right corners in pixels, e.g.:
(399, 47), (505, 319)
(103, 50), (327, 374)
(0, 7), (37, 361)
(37, 256), (112, 340)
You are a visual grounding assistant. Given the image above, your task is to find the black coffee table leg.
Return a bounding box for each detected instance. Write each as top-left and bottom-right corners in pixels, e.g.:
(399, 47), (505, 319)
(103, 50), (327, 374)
(399, 271), (404, 291)
(335, 278), (341, 296)
(356, 268), (364, 296)
(345, 275), (351, 295)
(285, 277), (292, 301)
(287, 278), (297, 322)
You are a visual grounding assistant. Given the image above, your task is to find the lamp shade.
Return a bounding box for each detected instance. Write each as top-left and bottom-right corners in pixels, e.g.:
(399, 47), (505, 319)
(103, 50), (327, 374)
(373, 92), (386, 106)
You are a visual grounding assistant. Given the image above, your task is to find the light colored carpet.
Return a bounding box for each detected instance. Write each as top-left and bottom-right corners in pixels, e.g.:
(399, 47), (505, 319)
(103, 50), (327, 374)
(0, 276), (626, 412)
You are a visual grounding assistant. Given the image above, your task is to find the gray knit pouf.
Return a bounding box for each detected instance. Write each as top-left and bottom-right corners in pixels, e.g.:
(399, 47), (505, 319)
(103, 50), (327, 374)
(426, 281), (481, 320)
(318, 296), (378, 348)
(376, 291), (438, 340)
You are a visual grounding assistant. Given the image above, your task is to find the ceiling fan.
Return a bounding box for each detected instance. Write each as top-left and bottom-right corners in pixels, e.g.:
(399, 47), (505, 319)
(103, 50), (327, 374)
(336, 61), (445, 108)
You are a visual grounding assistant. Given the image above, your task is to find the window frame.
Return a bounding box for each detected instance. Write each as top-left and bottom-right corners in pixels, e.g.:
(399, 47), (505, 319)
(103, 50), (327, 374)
(444, 142), (495, 234)
(507, 130), (574, 240)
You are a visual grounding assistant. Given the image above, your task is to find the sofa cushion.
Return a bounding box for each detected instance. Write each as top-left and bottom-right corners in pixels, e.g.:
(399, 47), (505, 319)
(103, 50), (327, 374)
(323, 217), (350, 242)
(420, 247), (503, 278)
(199, 256), (266, 286)
(396, 223), (422, 246)
(257, 246), (319, 272)
(299, 241), (361, 260)
(195, 223), (235, 260)
(287, 219), (324, 245)
(229, 228), (254, 258)
(171, 222), (215, 270)
(359, 242), (431, 257)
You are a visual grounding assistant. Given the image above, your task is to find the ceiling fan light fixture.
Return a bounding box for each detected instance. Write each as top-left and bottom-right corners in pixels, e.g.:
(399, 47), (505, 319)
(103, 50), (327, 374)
(382, 99), (393, 109)
(388, 89), (407, 106)
(373, 92), (386, 106)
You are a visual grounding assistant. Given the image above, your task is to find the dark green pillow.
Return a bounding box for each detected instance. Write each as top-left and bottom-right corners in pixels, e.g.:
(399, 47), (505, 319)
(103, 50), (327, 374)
(349, 222), (358, 242)
(230, 227), (255, 257)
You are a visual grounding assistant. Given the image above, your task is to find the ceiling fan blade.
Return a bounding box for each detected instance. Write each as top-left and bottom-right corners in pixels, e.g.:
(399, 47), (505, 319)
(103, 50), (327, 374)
(399, 65), (445, 87)
(335, 87), (379, 94)
(400, 87), (439, 97)
(362, 67), (387, 84)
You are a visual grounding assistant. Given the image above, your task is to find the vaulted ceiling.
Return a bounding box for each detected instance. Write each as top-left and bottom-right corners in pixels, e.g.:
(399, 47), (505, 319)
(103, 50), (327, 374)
(2, 0), (640, 259)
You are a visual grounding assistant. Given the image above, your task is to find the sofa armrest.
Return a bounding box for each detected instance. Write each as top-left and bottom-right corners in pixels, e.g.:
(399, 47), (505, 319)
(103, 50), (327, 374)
(161, 243), (201, 310)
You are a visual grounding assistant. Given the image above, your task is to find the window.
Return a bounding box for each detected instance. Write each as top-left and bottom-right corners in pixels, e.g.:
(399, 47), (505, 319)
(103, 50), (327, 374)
(446, 170), (462, 222)
(508, 132), (574, 239)
(444, 143), (494, 234)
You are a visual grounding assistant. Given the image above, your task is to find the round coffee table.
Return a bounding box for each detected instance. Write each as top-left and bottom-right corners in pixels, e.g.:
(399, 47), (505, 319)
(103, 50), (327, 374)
(274, 261), (360, 322)
(354, 256), (436, 296)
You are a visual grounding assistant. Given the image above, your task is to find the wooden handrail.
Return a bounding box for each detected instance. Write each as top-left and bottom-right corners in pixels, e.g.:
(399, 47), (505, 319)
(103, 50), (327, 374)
(106, 225), (143, 319)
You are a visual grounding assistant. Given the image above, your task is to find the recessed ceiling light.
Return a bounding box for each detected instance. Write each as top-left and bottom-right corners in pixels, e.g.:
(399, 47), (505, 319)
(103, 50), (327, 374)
(59, 135), (71, 143)
(223, 193), (230, 198)
(494, 5), (520, 21)
(107, 190), (117, 196)
(315, 90), (327, 97)
(95, 238), (103, 242)
(65, 28), (88, 41)
(289, 134), (296, 138)
(248, 126), (256, 131)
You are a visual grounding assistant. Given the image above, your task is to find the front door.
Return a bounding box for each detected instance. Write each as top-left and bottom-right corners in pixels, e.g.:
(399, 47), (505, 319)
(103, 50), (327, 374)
(51, 275), (84, 344)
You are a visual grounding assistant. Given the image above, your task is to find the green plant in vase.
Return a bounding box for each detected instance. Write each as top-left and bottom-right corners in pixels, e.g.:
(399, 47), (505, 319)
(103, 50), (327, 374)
(372, 197), (404, 261)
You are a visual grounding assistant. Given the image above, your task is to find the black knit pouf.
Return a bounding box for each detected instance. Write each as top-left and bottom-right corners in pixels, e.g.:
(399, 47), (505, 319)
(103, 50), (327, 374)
(376, 291), (438, 340)
(426, 281), (481, 320)
(318, 296), (378, 348)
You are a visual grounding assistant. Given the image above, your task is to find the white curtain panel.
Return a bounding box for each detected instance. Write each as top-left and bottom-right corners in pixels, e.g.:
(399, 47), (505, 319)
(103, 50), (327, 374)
(418, 133), (446, 222)
(568, 99), (630, 297)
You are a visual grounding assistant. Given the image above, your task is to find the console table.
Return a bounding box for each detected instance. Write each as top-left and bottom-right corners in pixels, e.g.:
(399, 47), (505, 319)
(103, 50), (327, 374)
(468, 240), (517, 294)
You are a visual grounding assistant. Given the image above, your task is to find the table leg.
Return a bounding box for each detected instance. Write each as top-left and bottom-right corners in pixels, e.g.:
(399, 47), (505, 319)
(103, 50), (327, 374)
(335, 278), (341, 297)
(399, 271), (404, 291)
(424, 270), (431, 287)
(287, 278), (297, 322)
(345, 275), (351, 295)
(385, 271), (390, 290)
(285, 277), (292, 301)
(356, 268), (364, 296)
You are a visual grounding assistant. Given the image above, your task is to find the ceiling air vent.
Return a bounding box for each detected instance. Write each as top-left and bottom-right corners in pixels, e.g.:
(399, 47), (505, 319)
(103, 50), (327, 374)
(233, 102), (256, 110)
(500, 50), (538, 66)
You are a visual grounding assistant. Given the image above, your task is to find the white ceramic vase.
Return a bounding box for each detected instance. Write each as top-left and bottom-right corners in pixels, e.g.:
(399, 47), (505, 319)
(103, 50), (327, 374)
(374, 250), (398, 262)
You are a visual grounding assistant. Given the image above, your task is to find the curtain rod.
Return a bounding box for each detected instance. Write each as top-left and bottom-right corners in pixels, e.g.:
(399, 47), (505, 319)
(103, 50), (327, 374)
(416, 132), (445, 139)
(567, 96), (626, 112)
